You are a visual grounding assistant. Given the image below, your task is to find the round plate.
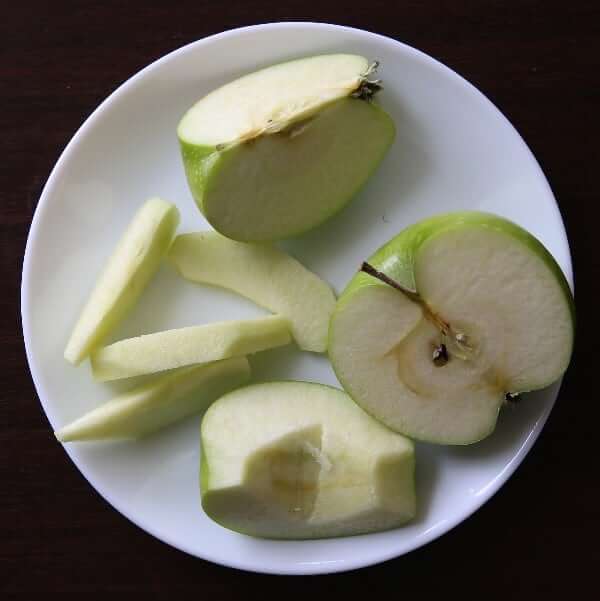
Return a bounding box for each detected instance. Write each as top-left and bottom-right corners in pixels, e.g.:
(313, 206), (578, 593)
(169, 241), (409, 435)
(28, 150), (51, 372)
(21, 23), (573, 574)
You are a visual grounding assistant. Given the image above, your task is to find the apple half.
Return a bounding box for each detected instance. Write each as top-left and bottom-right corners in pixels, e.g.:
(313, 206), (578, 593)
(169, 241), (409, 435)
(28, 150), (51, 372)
(56, 357), (250, 441)
(178, 54), (395, 241)
(329, 212), (575, 445)
(64, 198), (180, 364)
(168, 231), (336, 352)
(201, 381), (415, 539)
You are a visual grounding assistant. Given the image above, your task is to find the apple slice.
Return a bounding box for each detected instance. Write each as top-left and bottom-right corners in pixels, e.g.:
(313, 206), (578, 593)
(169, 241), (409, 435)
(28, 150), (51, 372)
(201, 381), (415, 539)
(168, 232), (336, 352)
(329, 212), (575, 445)
(178, 54), (395, 241)
(64, 198), (180, 364)
(55, 357), (250, 441)
(90, 315), (290, 381)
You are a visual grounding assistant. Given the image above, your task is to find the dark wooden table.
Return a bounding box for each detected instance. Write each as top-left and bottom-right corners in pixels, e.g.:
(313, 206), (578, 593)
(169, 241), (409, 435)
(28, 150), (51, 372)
(3, 1), (598, 597)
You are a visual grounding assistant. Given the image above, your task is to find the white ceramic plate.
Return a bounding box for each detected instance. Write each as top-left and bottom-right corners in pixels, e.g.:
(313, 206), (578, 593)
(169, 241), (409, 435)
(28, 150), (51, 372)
(22, 22), (573, 574)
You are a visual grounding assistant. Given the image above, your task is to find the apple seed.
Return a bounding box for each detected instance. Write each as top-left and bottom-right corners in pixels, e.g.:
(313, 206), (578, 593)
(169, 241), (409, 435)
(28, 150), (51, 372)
(432, 343), (449, 367)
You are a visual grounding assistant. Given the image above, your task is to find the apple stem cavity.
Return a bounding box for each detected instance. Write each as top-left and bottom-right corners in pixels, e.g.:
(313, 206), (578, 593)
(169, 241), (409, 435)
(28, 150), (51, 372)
(360, 262), (477, 364)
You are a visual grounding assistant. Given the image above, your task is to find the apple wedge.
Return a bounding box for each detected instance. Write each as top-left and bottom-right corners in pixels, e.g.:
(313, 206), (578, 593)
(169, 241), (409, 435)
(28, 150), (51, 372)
(168, 232), (336, 352)
(55, 357), (250, 441)
(90, 315), (290, 381)
(201, 381), (415, 539)
(178, 54), (395, 241)
(329, 212), (575, 445)
(64, 198), (180, 364)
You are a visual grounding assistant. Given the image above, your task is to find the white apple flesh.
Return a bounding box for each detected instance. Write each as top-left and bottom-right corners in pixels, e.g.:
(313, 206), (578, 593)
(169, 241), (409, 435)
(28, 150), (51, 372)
(329, 212), (575, 445)
(55, 357), (250, 441)
(201, 381), (415, 539)
(90, 315), (291, 381)
(178, 54), (395, 241)
(168, 232), (336, 352)
(64, 198), (180, 364)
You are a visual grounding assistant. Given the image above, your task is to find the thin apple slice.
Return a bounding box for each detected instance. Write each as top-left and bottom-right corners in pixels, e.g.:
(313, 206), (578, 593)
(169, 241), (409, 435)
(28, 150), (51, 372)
(168, 232), (336, 352)
(178, 54), (395, 241)
(56, 357), (250, 441)
(90, 315), (291, 381)
(201, 381), (415, 539)
(64, 198), (180, 364)
(329, 212), (575, 444)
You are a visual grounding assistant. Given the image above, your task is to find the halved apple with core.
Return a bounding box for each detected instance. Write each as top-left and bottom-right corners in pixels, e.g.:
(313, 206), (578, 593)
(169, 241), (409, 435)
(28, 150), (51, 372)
(178, 54), (395, 241)
(201, 381), (415, 539)
(329, 212), (575, 445)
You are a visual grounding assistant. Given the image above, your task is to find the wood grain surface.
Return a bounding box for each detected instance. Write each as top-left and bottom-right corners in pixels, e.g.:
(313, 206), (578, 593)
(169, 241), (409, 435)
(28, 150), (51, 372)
(2, 1), (598, 597)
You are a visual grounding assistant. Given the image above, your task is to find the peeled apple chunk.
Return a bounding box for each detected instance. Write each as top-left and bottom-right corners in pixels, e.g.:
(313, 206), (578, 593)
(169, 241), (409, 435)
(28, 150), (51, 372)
(200, 381), (415, 539)
(64, 198), (180, 364)
(168, 232), (336, 352)
(328, 211), (575, 445)
(55, 357), (250, 441)
(177, 54), (395, 241)
(90, 315), (291, 381)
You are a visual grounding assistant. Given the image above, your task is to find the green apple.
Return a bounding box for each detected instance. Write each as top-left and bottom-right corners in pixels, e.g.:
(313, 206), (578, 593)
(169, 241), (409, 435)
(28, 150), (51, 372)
(90, 315), (290, 381)
(201, 381), (415, 539)
(329, 211), (575, 445)
(168, 231), (336, 352)
(64, 198), (180, 364)
(55, 357), (250, 441)
(178, 54), (395, 241)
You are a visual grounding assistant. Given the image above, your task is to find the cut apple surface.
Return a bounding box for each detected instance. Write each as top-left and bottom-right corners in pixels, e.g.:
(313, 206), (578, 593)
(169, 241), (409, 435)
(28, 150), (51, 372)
(329, 212), (575, 445)
(178, 54), (395, 241)
(64, 198), (180, 364)
(56, 357), (250, 441)
(168, 232), (336, 352)
(201, 381), (415, 539)
(90, 315), (291, 381)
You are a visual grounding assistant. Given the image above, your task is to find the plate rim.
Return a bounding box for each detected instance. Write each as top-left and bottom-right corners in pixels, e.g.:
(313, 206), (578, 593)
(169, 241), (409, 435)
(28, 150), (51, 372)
(21, 21), (573, 575)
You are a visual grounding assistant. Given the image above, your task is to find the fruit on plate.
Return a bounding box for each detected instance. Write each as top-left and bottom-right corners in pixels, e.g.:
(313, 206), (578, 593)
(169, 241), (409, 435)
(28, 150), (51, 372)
(168, 232), (336, 352)
(178, 54), (395, 241)
(55, 357), (250, 441)
(201, 381), (415, 539)
(64, 198), (180, 364)
(328, 211), (575, 445)
(90, 315), (290, 381)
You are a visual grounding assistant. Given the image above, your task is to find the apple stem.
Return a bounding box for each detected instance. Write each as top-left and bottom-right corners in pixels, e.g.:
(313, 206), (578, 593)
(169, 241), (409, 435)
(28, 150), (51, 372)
(360, 262), (420, 301)
(360, 262), (481, 365)
(360, 262), (451, 333)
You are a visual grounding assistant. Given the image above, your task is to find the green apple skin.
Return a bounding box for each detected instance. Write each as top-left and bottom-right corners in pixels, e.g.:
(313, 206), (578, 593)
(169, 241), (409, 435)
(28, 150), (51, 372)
(178, 55), (395, 242)
(337, 212), (575, 318)
(64, 198), (180, 365)
(180, 100), (394, 242)
(55, 357), (250, 441)
(90, 315), (291, 381)
(200, 381), (416, 539)
(168, 232), (336, 352)
(329, 211), (575, 445)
